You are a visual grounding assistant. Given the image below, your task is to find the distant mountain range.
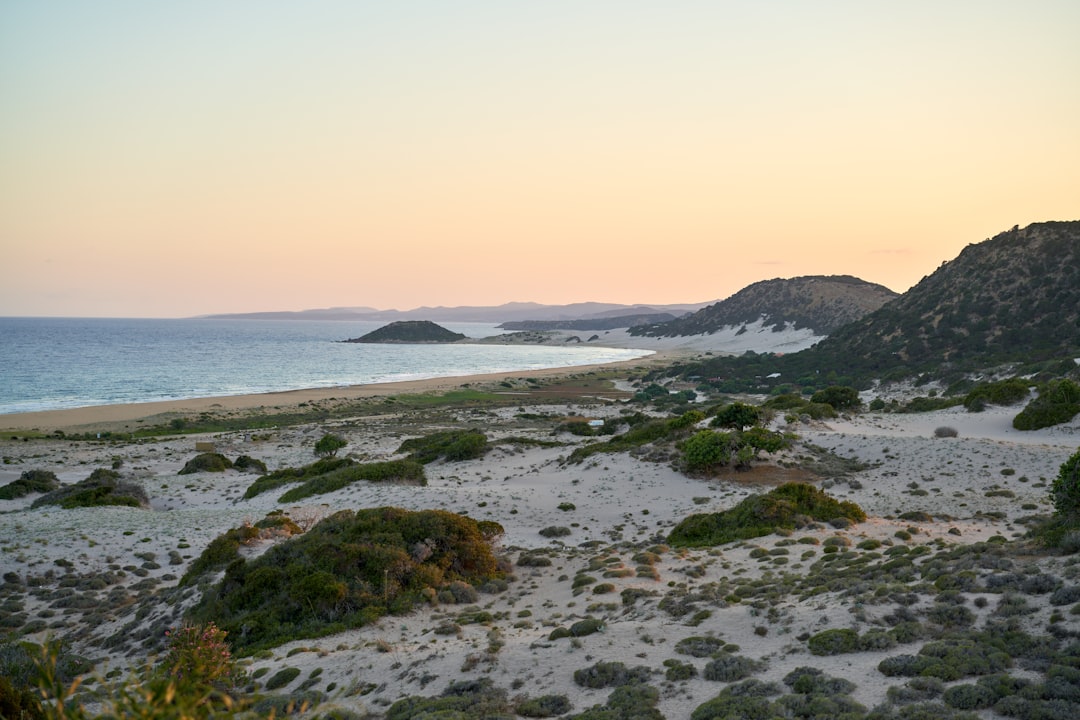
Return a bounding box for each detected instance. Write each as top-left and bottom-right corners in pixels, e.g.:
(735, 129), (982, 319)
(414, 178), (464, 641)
(201, 301), (713, 323)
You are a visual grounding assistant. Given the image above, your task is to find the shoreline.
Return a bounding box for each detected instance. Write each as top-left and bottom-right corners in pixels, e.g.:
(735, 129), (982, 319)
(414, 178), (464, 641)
(0, 351), (685, 433)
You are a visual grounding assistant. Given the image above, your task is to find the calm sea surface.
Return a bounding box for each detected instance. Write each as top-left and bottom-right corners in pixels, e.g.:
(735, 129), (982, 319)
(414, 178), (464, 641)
(0, 318), (651, 414)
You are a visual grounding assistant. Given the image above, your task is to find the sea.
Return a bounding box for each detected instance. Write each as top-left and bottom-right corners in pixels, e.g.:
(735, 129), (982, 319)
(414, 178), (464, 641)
(0, 317), (652, 415)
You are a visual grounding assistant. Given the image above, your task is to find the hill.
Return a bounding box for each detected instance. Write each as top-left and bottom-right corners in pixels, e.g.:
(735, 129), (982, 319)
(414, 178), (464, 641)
(658, 221), (1080, 390)
(630, 275), (899, 338)
(342, 320), (467, 344)
(815, 221), (1080, 376)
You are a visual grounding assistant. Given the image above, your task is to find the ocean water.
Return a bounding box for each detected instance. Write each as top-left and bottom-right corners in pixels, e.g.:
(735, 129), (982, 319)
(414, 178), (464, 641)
(0, 317), (651, 414)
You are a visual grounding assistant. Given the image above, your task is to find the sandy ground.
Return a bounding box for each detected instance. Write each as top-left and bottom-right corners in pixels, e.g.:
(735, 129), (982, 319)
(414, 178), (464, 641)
(1, 366), (1079, 718)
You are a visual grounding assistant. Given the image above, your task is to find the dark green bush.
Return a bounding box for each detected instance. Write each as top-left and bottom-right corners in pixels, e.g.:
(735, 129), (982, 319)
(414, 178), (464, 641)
(963, 378), (1031, 411)
(397, 430), (488, 463)
(187, 507), (506, 654)
(31, 468), (147, 509)
(668, 483), (866, 547)
(943, 682), (998, 710)
(244, 457), (353, 499)
(702, 651), (765, 682)
(676, 635), (726, 658)
(807, 628), (859, 656)
(314, 433), (347, 458)
(178, 453), (233, 474)
(810, 386), (861, 411)
(1014, 379), (1080, 430)
(386, 678), (511, 720)
(539, 526), (571, 538)
(277, 460), (426, 502)
(0, 469), (59, 500)
(1051, 449), (1080, 517)
(233, 455), (268, 474)
(664, 658), (698, 681)
(573, 661), (652, 689)
(516, 693), (572, 718)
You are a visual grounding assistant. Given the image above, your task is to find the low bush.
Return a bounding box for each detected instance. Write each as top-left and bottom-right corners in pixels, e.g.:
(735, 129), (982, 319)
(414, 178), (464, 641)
(244, 457), (354, 499)
(0, 469), (59, 499)
(539, 526), (571, 538)
(1014, 379), (1080, 431)
(178, 453), (233, 474)
(385, 678), (511, 720)
(942, 682), (997, 710)
(277, 460), (426, 502)
(807, 628), (859, 656)
(31, 468), (147, 509)
(232, 455), (268, 474)
(668, 483), (866, 547)
(702, 651), (765, 682)
(187, 507), (507, 654)
(573, 661), (652, 689)
(516, 693), (572, 718)
(397, 430), (488, 463)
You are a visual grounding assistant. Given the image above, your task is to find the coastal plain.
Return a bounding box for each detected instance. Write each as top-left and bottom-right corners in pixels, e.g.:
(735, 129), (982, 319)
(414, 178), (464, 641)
(1, 357), (1079, 718)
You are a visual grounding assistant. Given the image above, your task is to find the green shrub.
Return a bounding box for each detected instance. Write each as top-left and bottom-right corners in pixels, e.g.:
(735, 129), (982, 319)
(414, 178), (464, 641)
(31, 469), (147, 509)
(244, 457), (354, 499)
(539, 526), (571, 538)
(675, 635), (726, 657)
(810, 386), (861, 411)
(264, 666), (299, 689)
(569, 618), (605, 637)
(277, 460), (426, 502)
(664, 658), (698, 681)
(807, 628), (859, 656)
(942, 683), (997, 710)
(232, 455), (268, 474)
(516, 694), (572, 718)
(187, 507), (506, 654)
(314, 433), (347, 458)
(1014, 379), (1080, 431)
(0, 469), (59, 500)
(702, 651), (765, 682)
(668, 483), (866, 547)
(1051, 449), (1080, 517)
(178, 453), (233, 474)
(573, 661), (652, 689)
(963, 378), (1031, 411)
(397, 430), (488, 463)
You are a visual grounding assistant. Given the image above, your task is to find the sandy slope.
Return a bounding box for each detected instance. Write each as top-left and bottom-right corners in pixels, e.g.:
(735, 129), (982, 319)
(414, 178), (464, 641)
(1, 377), (1079, 718)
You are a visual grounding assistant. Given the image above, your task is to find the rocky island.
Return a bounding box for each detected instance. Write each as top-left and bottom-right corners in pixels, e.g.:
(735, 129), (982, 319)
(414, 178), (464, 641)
(342, 319), (468, 343)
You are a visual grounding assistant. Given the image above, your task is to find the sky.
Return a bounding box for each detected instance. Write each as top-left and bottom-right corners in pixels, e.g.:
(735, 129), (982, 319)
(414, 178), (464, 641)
(2, 1), (1078, 318)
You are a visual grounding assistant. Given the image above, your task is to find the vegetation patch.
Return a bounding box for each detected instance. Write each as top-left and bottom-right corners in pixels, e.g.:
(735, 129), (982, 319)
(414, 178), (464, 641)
(187, 507), (506, 654)
(397, 429), (488, 463)
(31, 468), (148, 509)
(668, 483), (866, 547)
(178, 453), (234, 474)
(277, 460), (426, 503)
(0, 469), (59, 499)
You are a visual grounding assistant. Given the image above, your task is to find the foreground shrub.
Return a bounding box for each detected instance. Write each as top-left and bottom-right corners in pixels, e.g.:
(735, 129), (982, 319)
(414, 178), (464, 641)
(187, 507), (506, 654)
(159, 622), (242, 691)
(0, 469), (59, 500)
(571, 683), (662, 720)
(668, 483), (866, 547)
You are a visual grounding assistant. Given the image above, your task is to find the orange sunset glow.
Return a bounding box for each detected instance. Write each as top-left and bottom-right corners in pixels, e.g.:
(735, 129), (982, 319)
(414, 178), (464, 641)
(2, 1), (1077, 318)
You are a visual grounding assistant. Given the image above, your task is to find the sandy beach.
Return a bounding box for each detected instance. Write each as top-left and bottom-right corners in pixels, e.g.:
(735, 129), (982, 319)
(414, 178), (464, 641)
(2, 361), (1079, 717)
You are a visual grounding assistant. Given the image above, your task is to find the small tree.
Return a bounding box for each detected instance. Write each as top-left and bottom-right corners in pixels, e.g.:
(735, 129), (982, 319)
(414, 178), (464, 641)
(1051, 448), (1080, 517)
(711, 402), (762, 431)
(811, 386), (861, 411)
(314, 433), (347, 458)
